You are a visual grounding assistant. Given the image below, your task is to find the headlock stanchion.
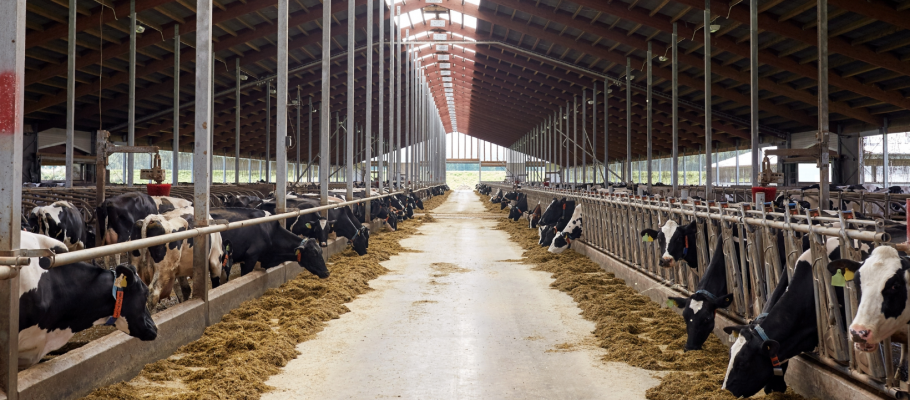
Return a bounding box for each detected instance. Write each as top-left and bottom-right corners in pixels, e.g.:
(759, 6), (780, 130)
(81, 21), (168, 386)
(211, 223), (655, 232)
(482, 182), (909, 399)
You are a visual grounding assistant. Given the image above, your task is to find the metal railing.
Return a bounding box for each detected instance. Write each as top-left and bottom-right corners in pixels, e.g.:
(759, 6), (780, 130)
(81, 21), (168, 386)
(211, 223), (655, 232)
(484, 182), (907, 398)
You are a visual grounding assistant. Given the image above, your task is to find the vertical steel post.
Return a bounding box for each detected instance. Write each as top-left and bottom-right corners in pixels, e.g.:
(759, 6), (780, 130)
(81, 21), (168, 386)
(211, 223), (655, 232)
(672, 23), (679, 195)
(379, 0), (385, 192)
(65, 0), (76, 187)
(647, 42), (653, 191)
(573, 96), (578, 188)
(705, 0), (713, 197)
(193, 0), (213, 322)
(234, 58), (240, 184)
(265, 82), (271, 183)
(308, 96), (313, 182)
(817, 0), (830, 208)
(346, 0), (355, 200)
(294, 86), (303, 183)
(365, 0), (373, 210)
(127, 0), (137, 186)
(591, 83), (596, 184)
(626, 58), (632, 183)
(883, 119), (889, 187)
(320, 0), (331, 212)
(405, 41), (411, 187)
(604, 80), (608, 184)
(582, 90), (587, 185)
(736, 140), (740, 185)
(275, 0), (288, 212)
(395, 5), (402, 188)
(173, 26), (181, 185)
(0, 0), (25, 394)
(750, 0), (759, 186)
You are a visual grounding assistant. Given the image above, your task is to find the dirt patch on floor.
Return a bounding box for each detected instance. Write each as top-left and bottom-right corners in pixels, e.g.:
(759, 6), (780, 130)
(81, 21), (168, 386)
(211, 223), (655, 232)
(429, 262), (471, 277)
(80, 190), (450, 400)
(477, 190), (803, 400)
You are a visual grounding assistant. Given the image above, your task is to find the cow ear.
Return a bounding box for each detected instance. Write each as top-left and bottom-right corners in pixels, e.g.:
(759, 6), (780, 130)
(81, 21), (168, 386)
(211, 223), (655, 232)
(723, 325), (750, 335)
(114, 264), (138, 285)
(760, 339), (781, 357)
(640, 229), (659, 242)
(667, 296), (687, 309)
(714, 293), (735, 309)
(799, 201), (811, 209)
(828, 259), (862, 278)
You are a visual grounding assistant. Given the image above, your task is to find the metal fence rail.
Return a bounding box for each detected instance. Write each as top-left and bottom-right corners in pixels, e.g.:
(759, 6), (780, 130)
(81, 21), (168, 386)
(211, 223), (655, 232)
(484, 182), (906, 398)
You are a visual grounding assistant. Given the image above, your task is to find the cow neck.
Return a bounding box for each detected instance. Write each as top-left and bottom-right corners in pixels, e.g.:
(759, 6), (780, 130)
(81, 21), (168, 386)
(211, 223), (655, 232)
(696, 236), (727, 295)
(334, 213), (359, 240)
(682, 228), (699, 269)
(753, 266), (819, 361)
(43, 265), (120, 330)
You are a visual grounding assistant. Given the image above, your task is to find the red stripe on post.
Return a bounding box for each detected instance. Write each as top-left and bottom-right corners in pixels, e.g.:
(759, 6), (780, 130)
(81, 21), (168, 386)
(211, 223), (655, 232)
(0, 71), (20, 135)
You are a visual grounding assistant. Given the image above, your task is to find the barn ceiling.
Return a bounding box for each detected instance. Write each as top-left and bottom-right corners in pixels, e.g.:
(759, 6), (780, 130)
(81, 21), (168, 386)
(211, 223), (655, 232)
(21, 0), (910, 162)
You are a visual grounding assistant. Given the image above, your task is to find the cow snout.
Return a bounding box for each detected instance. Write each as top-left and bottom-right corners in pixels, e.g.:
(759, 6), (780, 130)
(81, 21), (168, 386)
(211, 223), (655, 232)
(849, 325), (874, 348)
(658, 256), (675, 268)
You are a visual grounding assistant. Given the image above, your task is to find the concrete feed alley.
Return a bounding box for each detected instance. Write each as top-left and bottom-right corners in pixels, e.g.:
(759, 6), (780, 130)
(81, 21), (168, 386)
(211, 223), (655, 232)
(262, 190), (659, 399)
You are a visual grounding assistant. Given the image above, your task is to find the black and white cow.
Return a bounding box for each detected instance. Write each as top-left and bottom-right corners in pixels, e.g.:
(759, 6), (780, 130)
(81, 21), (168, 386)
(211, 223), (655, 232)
(490, 188), (504, 203)
(27, 201), (88, 251)
(641, 219), (700, 269)
(666, 237), (733, 351)
(831, 246), (910, 353)
(548, 205), (583, 254)
(258, 198), (328, 247)
(18, 232), (157, 368)
(539, 200), (576, 247)
(525, 202), (542, 229)
(326, 206), (370, 256)
(220, 194), (263, 208)
(97, 192), (192, 246)
(721, 238), (853, 397)
(507, 193), (528, 222)
(210, 208), (329, 279)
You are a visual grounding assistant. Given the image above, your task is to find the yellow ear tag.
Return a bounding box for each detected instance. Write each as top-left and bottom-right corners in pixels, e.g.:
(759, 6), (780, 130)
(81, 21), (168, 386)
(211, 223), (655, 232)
(642, 235), (654, 243)
(844, 269), (854, 282)
(114, 274), (128, 288)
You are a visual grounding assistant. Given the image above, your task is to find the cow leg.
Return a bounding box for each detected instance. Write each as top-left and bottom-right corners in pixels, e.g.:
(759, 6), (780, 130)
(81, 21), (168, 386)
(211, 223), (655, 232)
(174, 277), (192, 302)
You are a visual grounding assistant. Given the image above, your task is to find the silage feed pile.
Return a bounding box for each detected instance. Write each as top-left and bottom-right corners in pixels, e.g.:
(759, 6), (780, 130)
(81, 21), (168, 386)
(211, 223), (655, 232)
(475, 191), (803, 400)
(82, 191), (450, 400)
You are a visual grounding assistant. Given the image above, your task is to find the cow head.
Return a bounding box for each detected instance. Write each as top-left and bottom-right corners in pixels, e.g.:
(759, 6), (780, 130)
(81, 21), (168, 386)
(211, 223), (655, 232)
(218, 239), (235, 283)
(25, 209), (40, 234)
(411, 194), (424, 210)
(527, 202), (542, 229)
(668, 291), (734, 351)
(508, 195), (528, 221)
(834, 246), (910, 352)
(641, 220), (697, 268)
(539, 198), (564, 226)
(350, 226), (370, 256)
(539, 224), (558, 247)
(720, 324), (786, 398)
(110, 264), (158, 341)
(295, 238), (330, 278)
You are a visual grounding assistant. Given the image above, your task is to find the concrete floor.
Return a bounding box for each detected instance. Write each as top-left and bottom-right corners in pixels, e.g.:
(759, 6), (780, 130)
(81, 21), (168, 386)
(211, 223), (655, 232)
(262, 190), (659, 400)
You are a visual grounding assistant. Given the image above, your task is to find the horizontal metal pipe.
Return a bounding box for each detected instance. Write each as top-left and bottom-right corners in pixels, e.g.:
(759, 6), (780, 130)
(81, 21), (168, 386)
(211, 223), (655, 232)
(48, 190), (426, 267)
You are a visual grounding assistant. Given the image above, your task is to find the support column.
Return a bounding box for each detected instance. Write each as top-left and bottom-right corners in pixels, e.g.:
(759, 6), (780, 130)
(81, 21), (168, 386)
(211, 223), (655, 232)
(320, 0), (331, 212)
(275, 0), (288, 212)
(365, 0), (373, 212)
(127, 0), (137, 186)
(0, 0), (26, 395)
(750, 0), (760, 187)
(626, 58), (632, 183)
(234, 58), (240, 184)
(647, 42), (653, 191)
(265, 82), (272, 183)
(883, 119), (890, 187)
(308, 96), (313, 182)
(395, 5), (402, 188)
(379, 0), (385, 193)
(346, 0), (355, 200)
(573, 96), (578, 188)
(65, 0), (76, 187)
(173, 26), (181, 185)
(582, 90), (587, 185)
(193, 0), (213, 323)
(296, 88), (300, 183)
(604, 80), (608, 184)
(817, 0), (830, 208)
(672, 23), (679, 195)
(705, 0), (713, 197)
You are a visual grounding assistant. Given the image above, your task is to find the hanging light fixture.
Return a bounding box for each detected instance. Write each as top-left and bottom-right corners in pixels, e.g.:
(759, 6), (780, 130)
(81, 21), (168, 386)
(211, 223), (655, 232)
(709, 24), (721, 33)
(136, 25), (146, 34)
